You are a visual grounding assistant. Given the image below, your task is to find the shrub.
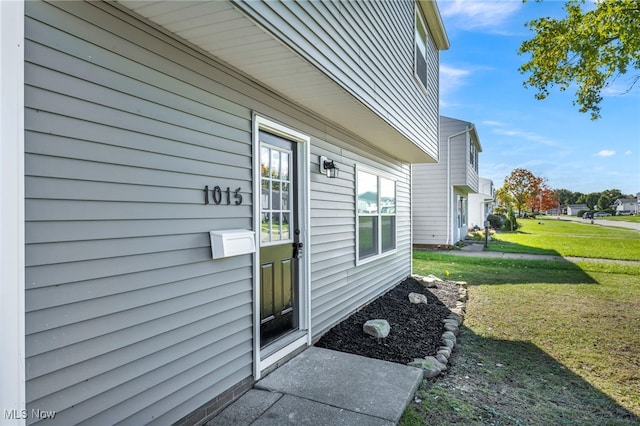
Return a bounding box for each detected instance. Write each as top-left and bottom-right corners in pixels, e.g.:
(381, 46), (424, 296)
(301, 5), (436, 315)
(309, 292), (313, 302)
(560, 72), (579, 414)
(486, 214), (504, 229)
(503, 210), (519, 231)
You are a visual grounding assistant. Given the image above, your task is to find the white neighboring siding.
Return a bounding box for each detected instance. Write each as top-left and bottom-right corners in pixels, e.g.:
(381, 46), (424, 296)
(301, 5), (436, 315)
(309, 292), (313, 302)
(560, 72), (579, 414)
(413, 116), (480, 246)
(233, 0), (441, 161)
(412, 160), (448, 246)
(25, 2), (255, 424)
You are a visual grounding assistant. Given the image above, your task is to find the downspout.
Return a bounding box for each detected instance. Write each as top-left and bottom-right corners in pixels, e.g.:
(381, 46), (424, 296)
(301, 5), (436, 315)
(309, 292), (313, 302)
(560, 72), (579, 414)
(446, 126), (474, 246)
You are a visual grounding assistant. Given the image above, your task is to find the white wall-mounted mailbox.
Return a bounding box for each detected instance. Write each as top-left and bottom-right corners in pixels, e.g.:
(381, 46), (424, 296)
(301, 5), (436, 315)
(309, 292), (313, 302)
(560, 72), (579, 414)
(209, 229), (256, 259)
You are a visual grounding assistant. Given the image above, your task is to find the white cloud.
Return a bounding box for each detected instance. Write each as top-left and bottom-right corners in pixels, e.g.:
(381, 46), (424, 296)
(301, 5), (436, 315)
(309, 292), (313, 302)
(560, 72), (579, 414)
(491, 127), (558, 147)
(597, 150), (616, 157)
(439, 64), (471, 95)
(439, 0), (522, 31)
(482, 120), (506, 127)
(625, 150), (632, 155)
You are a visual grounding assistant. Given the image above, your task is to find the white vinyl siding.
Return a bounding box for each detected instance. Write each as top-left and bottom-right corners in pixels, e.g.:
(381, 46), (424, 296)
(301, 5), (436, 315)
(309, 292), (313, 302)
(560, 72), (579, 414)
(24, 1), (417, 424)
(25, 2), (254, 424)
(413, 116), (481, 246)
(310, 147), (411, 337)
(233, 0), (440, 161)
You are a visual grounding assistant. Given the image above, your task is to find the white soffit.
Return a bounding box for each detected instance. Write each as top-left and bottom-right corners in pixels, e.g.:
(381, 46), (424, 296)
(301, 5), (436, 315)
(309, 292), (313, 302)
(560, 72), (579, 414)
(117, 0), (434, 163)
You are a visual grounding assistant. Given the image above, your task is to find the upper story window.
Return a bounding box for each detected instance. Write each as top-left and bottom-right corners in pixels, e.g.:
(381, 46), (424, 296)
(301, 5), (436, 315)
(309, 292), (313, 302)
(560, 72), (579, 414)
(357, 168), (396, 263)
(469, 140), (479, 172)
(415, 7), (429, 91)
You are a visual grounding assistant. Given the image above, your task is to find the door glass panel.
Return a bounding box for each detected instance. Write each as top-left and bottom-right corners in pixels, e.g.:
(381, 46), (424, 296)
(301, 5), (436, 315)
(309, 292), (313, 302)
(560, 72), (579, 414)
(262, 179), (271, 210)
(261, 213), (270, 243)
(271, 150), (280, 179)
(261, 147), (270, 177)
(281, 183), (289, 209)
(281, 152), (289, 180)
(260, 143), (293, 244)
(282, 212), (290, 240)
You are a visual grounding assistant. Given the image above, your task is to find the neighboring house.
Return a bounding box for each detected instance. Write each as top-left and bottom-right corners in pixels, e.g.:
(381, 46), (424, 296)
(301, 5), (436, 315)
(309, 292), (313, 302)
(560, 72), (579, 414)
(566, 204), (589, 216)
(413, 116), (481, 247)
(468, 177), (495, 229)
(613, 198), (638, 214)
(0, 1), (449, 424)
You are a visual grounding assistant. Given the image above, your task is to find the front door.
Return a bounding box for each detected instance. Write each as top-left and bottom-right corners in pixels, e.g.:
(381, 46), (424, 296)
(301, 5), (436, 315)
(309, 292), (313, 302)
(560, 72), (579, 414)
(259, 131), (300, 347)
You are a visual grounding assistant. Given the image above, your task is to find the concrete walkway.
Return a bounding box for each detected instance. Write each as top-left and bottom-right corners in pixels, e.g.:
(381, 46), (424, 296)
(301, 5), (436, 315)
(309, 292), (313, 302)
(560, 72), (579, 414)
(556, 215), (640, 231)
(207, 347), (423, 425)
(439, 242), (640, 265)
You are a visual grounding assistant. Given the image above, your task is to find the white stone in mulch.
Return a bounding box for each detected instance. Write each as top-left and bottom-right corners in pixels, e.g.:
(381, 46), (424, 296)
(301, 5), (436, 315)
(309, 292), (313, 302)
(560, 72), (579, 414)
(408, 292), (429, 305)
(363, 319), (390, 338)
(412, 274), (442, 288)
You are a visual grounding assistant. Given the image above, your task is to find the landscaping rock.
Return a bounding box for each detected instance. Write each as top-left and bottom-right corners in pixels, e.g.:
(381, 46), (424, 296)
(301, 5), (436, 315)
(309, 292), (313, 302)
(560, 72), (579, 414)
(412, 274), (441, 288)
(441, 338), (454, 349)
(437, 348), (451, 358)
(436, 354), (449, 365)
(443, 322), (459, 335)
(442, 331), (457, 344)
(363, 319), (390, 338)
(408, 356), (446, 378)
(447, 312), (463, 325)
(408, 292), (429, 305)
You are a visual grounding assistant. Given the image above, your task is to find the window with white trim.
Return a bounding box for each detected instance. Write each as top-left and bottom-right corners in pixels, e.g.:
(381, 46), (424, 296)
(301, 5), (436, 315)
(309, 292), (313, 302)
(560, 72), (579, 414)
(415, 7), (429, 91)
(357, 169), (396, 261)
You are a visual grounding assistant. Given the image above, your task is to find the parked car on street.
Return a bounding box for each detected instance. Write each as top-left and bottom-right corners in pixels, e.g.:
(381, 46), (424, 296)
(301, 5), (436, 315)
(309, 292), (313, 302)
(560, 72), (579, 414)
(582, 211), (594, 219)
(594, 212), (611, 217)
(616, 210), (632, 216)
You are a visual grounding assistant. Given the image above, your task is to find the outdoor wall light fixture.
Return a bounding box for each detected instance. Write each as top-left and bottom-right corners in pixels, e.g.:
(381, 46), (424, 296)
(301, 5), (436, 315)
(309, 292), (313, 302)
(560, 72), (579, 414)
(319, 156), (339, 178)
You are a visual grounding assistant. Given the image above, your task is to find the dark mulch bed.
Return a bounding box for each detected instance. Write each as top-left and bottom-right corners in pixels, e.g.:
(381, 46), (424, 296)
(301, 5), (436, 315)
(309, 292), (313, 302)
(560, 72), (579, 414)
(315, 276), (461, 365)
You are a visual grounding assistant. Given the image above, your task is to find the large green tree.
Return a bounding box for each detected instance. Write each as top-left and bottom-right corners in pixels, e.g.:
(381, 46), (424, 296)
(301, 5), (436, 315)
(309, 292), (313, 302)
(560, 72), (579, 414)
(502, 168), (539, 215)
(577, 192), (600, 210)
(519, 0), (640, 119)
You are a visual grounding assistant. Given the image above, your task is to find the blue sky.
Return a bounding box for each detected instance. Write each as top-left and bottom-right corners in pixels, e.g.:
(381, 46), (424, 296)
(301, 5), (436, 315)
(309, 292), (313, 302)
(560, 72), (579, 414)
(437, 0), (640, 196)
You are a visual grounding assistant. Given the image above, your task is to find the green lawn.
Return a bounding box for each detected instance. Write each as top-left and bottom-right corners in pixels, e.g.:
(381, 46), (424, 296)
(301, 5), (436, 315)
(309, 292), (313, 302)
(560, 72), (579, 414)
(487, 218), (640, 261)
(403, 237), (640, 424)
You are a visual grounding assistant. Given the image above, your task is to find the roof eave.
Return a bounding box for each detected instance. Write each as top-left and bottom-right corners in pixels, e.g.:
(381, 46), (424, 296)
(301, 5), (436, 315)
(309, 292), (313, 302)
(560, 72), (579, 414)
(418, 0), (450, 50)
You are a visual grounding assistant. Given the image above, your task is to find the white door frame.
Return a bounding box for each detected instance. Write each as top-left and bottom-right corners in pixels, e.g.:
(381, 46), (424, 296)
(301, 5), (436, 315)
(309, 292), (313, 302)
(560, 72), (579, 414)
(252, 114), (311, 379)
(1, 0), (26, 419)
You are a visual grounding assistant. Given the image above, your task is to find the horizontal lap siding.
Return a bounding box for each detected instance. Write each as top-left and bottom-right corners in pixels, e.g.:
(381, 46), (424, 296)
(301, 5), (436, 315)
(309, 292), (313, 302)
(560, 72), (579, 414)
(412, 162), (448, 245)
(235, 0), (440, 160)
(25, 1), (254, 424)
(310, 141), (412, 337)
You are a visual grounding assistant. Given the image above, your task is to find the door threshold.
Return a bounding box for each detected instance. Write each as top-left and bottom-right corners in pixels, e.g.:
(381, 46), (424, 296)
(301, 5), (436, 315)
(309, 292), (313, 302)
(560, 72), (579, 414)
(259, 330), (307, 373)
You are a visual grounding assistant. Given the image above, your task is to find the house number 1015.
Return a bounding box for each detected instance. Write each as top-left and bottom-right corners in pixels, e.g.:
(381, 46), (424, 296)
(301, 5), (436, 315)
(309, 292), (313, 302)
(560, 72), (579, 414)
(203, 185), (243, 205)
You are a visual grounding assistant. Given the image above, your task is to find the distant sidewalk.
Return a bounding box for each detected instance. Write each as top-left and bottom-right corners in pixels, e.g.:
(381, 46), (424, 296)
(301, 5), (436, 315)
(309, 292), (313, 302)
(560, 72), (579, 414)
(555, 215), (640, 231)
(453, 243), (563, 261)
(437, 243), (640, 265)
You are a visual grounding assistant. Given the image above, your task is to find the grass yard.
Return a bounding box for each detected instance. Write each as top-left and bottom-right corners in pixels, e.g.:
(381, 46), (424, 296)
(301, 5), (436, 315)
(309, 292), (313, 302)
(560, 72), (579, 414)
(487, 218), (640, 261)
(402, 251), (640, 425)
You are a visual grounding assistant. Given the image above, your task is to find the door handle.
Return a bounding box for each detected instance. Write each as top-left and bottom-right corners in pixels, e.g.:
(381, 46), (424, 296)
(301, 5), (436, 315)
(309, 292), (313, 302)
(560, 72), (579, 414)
(292, 242), (303, 259)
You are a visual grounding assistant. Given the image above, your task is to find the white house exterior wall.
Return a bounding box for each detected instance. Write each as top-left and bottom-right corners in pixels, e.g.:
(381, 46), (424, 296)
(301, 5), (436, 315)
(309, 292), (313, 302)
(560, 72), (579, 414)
(412, 148), (448, 246)
(19, 1), (430, 424)
(468, 177), (494, 229)
(413, 116), (479, 247)
(233, 0), (441, 162)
